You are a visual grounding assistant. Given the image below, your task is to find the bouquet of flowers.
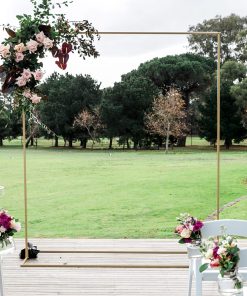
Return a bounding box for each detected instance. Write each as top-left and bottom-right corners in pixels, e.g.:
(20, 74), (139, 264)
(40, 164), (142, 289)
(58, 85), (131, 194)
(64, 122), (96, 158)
(175, 213), (203, 244)
(199, 234), (242, 289)
(0, 209), (21, 248)
(0, 0), (99, 111)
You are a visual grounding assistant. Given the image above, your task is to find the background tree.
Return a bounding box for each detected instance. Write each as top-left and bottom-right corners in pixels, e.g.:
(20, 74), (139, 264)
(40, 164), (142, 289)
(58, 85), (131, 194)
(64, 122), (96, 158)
(145, 89), (187, 152)
(231, 77), (247, 127)
(197, 61), (247, 148)
(188, 14), (247, 62)
(101, 75), (159, 149)
(0, 102), (11, 146)
(73, 107), (102, 149)
(39, 73), (101, 147)
(135, 53), (215, 146)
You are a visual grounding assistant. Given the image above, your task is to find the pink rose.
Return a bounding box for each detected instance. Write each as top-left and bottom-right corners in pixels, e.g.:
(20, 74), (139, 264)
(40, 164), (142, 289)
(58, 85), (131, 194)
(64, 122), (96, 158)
(11, 221), (21, 232)
(23, 89), (32, 98)
(0, 226), (6, 233)
(15, 52), (24, 62)
(36, 31), (46, 43)
(43, 37), (53, 49)
(22, 69), (32, 80)
(16, 76), (27, 87)
(33, 69), (43, 81)
(30, 94), (42, 104)
(0, 44), (10, 58)
(14, 42), (26, 53)
(26, 39), (39, 53)
(175, 225), (184, 234)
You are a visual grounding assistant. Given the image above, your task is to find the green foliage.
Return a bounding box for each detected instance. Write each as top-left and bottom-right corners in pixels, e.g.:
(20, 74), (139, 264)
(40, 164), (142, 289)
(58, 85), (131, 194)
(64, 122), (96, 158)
(39, 72), (101, 146)
(197, 61), (247, 148)
(101, 73), (159, 148)
(188, 14), (247, 62)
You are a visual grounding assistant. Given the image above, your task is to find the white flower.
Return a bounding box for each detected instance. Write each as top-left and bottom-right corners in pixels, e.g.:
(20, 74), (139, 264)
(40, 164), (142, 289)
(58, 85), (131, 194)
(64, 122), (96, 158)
(205, 249), (213, 259)
(14, 43), (26, 52)
(217, 247), (226, 255)
(0, 44), (10, 58)
(43, 37), (53, 49)
(26, 39), (39, 53)
(36, 31), (46, 43)
(180, 228), (192, 238)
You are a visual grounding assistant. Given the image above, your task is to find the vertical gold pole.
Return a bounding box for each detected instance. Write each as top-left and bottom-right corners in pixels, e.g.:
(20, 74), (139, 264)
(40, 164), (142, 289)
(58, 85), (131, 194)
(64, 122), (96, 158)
(22, 111), (29, 259)
(216, 33), (221, 220)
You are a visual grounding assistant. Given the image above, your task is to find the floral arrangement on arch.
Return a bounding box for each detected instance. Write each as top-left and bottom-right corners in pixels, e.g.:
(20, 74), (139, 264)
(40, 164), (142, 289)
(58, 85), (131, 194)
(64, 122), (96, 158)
(0, 209), (21, 248)
(199, 233), (242, 289)
(0, 0), (99, 110)
(175, 213), (204, 244)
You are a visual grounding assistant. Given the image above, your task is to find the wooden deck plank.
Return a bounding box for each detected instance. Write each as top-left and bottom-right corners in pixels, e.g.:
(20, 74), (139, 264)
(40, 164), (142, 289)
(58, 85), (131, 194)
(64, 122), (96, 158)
(1, 239), (247, 295)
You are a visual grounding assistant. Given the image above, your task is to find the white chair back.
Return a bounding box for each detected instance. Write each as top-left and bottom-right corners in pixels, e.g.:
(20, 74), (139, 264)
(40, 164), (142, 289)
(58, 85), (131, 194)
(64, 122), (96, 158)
(201, 219), (247, 238)
(239, 248), (247, 267)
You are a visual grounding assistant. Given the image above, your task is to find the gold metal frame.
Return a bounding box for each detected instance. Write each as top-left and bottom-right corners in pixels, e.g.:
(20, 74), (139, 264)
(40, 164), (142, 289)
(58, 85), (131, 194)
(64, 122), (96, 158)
(21, 31), (221, 268)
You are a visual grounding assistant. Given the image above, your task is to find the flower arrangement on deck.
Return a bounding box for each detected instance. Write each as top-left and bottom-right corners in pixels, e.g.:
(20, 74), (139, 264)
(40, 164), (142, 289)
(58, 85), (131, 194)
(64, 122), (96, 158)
(0, 209), (21, 248)
(175, 213), (204, 244)
(0, 0), (99, 111)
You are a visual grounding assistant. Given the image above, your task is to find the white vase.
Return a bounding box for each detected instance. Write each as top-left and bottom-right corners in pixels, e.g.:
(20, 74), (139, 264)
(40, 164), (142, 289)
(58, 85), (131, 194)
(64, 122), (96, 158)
(0, 237), (15, 255)
(217, 271), (243, 296)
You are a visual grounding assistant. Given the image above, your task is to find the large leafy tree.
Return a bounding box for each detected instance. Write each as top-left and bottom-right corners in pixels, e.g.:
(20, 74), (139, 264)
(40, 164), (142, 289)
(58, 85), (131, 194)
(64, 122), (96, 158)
(101, 73), (159, 149)
(39, 72), (101, 147)
(231, 78), (247, 127)
(198, 61), (247, 148)
(0, 101), (10, 146)
(188, 14), (247, 62)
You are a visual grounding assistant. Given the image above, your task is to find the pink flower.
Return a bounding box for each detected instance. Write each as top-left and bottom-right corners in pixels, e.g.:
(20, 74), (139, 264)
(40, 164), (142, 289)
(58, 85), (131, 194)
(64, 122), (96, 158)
(33, 69), (43, 81)
(30, 94), (42, 104)
(210, 258), (220, 268)
(36, 31), (46, 43)
(14, 42), (26, 53)
(175, 225), (184, 234)
(11, 221), (21, 232)
(26, 39), (39, 53)
(16, 76), (27, 87)
(0, 44), (10, 58)
(23, 89), (32, 98)
(43, 37), (53, 49)
(0, 226), (6, 233)
(22, 69), (32, 80)
(15, 52), (24, 62)
(0, 212), (12, 229)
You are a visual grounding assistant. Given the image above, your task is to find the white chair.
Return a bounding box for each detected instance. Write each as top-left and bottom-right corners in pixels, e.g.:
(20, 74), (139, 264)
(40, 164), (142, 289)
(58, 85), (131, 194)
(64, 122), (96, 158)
(187, 219), (247, 296)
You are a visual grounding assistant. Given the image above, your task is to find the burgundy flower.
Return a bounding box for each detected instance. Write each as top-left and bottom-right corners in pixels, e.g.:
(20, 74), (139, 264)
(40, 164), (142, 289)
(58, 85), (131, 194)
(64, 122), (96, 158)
(184, 238), (192, 243)
(193, 220), (204, 232)
(213, 246), (219, 259)
(0, 212), (12, 229)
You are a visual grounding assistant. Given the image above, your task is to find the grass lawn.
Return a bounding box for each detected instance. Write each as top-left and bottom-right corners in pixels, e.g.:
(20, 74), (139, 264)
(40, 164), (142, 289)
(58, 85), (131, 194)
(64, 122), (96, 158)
(0, 141), (246, 238)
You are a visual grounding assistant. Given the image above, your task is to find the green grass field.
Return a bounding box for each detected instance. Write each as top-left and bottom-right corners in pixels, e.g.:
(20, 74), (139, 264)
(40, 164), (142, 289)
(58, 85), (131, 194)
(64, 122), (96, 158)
(0, 139), (246, 238)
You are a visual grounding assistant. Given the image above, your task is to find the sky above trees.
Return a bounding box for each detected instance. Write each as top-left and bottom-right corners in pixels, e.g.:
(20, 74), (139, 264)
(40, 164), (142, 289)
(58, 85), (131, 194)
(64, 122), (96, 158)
(0, 0), (247, 87)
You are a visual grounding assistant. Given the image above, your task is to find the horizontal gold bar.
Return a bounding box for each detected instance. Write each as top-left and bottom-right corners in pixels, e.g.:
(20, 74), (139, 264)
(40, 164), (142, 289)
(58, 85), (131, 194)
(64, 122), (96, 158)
(79, 31), (220, 35)
(40, 250), (187, 254)
(21, 262), (189, 268)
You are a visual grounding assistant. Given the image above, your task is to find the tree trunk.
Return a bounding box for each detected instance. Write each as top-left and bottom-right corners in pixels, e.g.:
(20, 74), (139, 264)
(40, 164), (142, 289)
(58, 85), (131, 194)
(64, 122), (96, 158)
(177, 136), (186, 147)
(54, 135), (58, 147)
(0, 138), (3, 146)
(224, 138), (232, 149)
(109, 137), (113, 149)
(80, 138), (87, 149)
(126, 138), (130, 149)
(68, 139), (73, 148)
(165, 124), (170, 153)
(30, 137), (34, 146)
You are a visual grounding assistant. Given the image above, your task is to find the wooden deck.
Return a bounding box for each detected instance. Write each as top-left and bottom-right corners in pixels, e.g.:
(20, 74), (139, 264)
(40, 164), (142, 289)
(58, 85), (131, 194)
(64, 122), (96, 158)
(2, 239), (247, 295)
